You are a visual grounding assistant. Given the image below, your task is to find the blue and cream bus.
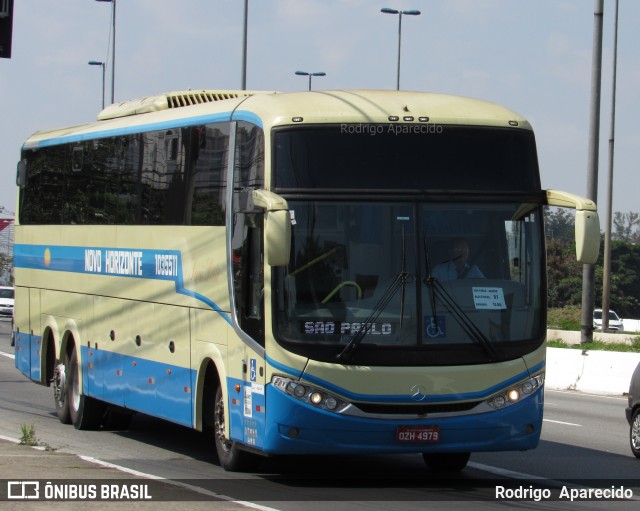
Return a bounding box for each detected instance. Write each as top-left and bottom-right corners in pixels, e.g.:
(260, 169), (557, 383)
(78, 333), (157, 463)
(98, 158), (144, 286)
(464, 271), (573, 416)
(13, 89), (599, 471)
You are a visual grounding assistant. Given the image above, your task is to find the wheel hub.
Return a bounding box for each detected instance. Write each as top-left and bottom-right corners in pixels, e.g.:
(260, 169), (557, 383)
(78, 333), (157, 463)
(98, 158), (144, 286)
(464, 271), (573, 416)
(53, 364), (66, 402)
(214, 393), (232, 453)
(632, 415), (640, 450)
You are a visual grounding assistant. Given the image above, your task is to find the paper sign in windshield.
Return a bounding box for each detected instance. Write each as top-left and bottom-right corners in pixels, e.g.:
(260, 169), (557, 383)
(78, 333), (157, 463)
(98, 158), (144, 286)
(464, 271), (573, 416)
(472, 287), (506, 310)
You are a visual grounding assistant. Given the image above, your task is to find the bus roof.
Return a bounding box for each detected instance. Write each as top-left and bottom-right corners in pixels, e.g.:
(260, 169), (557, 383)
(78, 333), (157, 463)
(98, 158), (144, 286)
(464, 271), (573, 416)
(244, 89), (531, 130)
(23, 89), (532, 149)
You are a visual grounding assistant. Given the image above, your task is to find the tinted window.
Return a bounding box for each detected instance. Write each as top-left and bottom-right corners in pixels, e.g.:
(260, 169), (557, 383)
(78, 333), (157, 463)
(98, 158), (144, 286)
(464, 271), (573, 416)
(274, 125), (540, 192)
(19, 122), (240, 226)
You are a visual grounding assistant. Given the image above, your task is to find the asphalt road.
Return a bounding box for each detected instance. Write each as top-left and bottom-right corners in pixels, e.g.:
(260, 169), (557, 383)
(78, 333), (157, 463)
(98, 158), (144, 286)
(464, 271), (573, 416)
(0, 317), (638, 510)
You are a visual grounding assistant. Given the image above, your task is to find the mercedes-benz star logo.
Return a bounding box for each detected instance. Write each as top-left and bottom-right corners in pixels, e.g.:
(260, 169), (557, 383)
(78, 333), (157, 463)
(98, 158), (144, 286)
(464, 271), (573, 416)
(411, 384), (428, 402)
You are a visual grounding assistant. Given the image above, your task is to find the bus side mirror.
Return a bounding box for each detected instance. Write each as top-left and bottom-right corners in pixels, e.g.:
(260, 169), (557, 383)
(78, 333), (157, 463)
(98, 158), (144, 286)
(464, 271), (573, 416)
(265, 210), (291, 266)
(545, 189), (600, 265)
(575, 210), (600, 264)
(252, 190), (291, 267)
(16, 159), (27, 187)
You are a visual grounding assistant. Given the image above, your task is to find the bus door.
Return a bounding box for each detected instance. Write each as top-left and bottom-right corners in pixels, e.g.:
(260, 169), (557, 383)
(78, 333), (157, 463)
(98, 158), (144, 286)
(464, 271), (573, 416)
(233, 212), (267, 449)
(227, 120), (268, 449)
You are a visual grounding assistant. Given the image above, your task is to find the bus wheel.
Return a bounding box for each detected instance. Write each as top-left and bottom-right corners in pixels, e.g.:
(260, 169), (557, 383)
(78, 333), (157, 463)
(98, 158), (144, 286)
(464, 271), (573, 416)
(67, 349), (104, 430)
(53, 361), (71, 424)
(422, 452), (470, 472)
(213, 385), (248, 471)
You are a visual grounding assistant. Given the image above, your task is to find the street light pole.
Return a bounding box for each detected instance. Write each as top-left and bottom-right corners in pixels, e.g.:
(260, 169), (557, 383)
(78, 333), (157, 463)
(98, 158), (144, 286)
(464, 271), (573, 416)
(381, 8), (420, 90)
(295, 71), (326, 91)
(241, 0), (248, 90)
(88, 60), (106, 109)
(96, 0), (116, 104)
(602, 0), (620, 332)
(581, 0), (604, 344)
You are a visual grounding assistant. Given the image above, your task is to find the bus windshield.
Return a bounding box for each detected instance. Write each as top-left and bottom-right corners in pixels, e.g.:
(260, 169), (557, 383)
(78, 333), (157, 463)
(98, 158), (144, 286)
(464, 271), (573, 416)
(273, 201), (544, 366)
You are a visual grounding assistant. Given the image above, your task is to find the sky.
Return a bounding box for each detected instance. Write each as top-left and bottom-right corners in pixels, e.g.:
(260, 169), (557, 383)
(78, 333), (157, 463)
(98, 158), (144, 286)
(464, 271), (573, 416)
(1, 0), (639, 219)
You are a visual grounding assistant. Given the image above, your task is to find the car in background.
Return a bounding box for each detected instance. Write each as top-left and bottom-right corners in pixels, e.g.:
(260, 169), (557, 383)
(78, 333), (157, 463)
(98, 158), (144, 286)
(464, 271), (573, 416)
(593, 308), (624, 331)
(627, 362), (640, 458)
(0, 286), (14, 318)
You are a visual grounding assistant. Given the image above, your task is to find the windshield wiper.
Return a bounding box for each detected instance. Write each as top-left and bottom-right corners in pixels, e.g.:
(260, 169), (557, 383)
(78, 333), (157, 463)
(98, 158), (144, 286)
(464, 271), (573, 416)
(337, 222), (413, 364)
(422, 234), (499, 362)
(336, 271), (414, 363)
(423, 235), (440, 328)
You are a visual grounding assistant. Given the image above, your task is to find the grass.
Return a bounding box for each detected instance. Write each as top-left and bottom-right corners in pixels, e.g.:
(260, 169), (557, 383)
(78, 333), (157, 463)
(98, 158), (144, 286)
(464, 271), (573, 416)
(547, 307), (640, 352)
(19, 423), (38, 446)
(547, 338), (640, 353)
(17, 423), (55, 450)
(547, 307), (582, 331)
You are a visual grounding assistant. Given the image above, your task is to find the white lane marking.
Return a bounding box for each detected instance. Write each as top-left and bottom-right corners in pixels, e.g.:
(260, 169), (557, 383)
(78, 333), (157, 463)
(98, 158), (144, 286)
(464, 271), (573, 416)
(543, 419), (582, 427)
(80, 455), (283, 511)
(0, 349), (15, 359)
(546, 388), (627, 401)
(0, 434), (281, 511)
(469, 461), (548, 482)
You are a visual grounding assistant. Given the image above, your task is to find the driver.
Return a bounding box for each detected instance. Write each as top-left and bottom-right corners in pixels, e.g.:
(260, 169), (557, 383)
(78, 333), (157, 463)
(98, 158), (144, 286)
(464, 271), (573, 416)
(432, 237), (484, 281)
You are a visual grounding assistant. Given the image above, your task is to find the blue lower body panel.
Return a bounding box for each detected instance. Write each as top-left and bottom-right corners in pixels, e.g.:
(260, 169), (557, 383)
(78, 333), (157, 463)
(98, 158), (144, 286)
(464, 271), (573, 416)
(14, 330), (41, 383)
(260, 385), (543, 455)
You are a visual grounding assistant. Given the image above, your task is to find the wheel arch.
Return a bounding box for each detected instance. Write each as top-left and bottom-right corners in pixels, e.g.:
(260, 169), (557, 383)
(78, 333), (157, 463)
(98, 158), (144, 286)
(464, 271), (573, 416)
(60, 320), (82, 390)
(194, 344), (227, 432)
(40, 316), (61, 386)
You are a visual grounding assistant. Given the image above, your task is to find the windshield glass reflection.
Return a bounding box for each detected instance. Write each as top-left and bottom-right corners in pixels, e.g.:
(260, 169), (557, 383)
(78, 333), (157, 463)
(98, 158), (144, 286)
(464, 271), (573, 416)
(273, 201), (544, 364)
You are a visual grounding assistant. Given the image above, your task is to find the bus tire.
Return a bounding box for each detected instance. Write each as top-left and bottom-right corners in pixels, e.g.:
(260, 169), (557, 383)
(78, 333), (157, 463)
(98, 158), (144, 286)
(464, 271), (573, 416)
(422, 452), (470, 472)
(53, 360), (72, 424)
(213, 385), (248, 471)
(67, 349), (104, 430)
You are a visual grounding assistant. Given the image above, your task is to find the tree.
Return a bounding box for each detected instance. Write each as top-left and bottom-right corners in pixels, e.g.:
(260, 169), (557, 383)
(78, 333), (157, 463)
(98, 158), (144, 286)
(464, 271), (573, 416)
(612, 211), (640, 243)
(546, 238), (583, 308)
(544, 207), (575, 244)
(603, 241), (640, 317)
(544, 207), (585, 309)
(0, 253), (12, 285)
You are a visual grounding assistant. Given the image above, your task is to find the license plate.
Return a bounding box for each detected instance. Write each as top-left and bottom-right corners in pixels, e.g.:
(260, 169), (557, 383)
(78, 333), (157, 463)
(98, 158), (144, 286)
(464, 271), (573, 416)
(396, 425), (440, 443)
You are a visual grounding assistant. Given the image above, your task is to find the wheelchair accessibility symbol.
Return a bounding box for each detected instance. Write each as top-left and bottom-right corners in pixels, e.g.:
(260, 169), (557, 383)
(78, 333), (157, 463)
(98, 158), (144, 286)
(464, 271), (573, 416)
(424, 316), (446, 338)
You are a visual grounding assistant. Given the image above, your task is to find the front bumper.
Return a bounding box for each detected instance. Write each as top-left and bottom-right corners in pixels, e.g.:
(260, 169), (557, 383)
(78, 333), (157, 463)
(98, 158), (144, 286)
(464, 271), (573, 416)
(261, 384), (543, 455)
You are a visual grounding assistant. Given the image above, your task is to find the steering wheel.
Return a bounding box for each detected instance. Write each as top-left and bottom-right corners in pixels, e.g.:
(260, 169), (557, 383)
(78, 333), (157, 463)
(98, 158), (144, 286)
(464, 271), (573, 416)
(321, 281), (363, 304)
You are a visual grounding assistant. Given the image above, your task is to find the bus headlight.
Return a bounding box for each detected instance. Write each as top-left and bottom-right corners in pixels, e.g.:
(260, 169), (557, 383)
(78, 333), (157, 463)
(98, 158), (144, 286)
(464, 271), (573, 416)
(486, 373), (544, 410)
(272, 376), (348, 413)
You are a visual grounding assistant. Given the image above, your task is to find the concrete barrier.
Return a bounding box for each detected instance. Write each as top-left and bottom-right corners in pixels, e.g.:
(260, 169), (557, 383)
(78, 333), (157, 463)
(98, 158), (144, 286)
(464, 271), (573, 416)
(547, 328), (639, 345)
(546, 347), (640, 395)
(623, 318), (640, 332)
